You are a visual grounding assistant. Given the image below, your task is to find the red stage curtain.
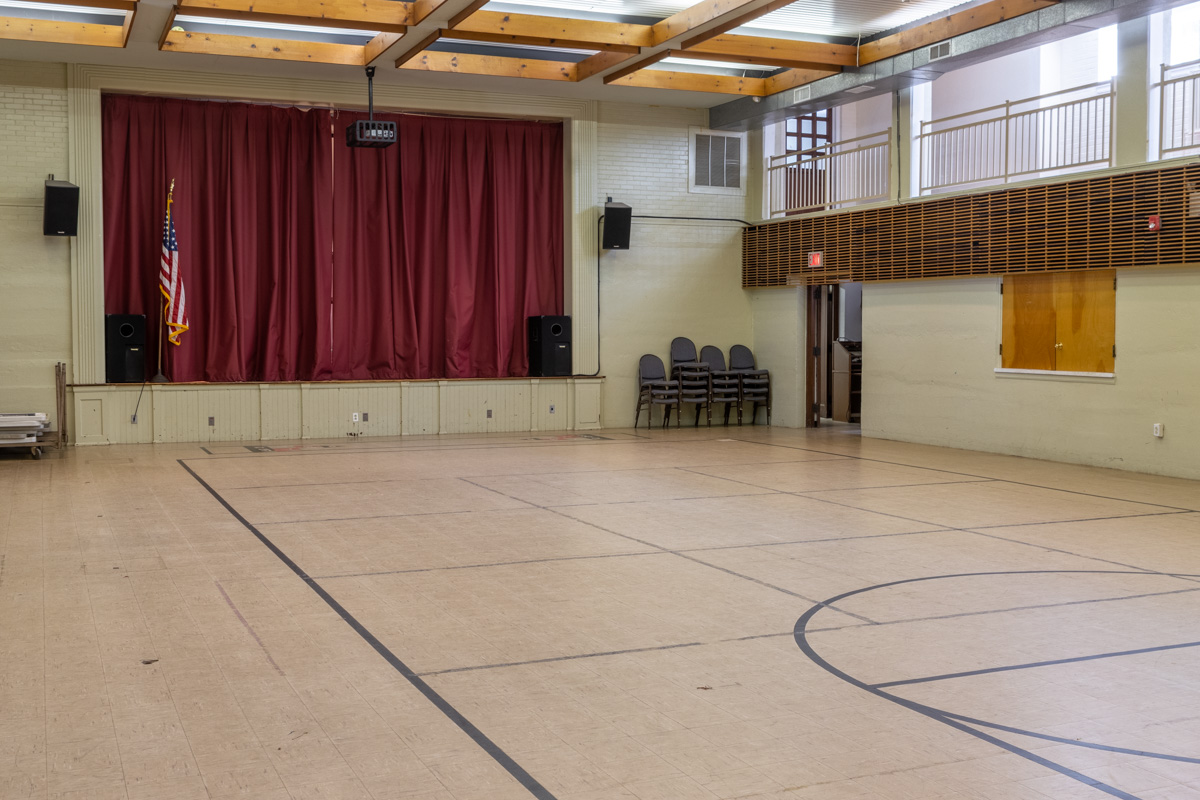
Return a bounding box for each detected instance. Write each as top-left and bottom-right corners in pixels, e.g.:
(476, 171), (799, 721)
(332, 112), (564, 379)
(102, 96), (563, 382)
(102, 94), (334, 382)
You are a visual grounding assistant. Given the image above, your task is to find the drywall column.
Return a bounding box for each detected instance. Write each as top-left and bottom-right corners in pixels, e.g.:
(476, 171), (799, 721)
(896, 86), (926, 200)
(1114, 16), (1150, 167)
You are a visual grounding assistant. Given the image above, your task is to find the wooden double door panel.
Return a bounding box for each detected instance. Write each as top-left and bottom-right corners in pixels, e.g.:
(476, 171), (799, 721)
(1002, 269), (1115, 373)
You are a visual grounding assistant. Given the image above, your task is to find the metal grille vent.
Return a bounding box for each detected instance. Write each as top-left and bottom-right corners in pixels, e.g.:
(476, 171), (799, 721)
(792, 86), (812, 104)
(695, 133), (742, 189)
(743, 163), (1200, 287)
(928, 41), (952, 61)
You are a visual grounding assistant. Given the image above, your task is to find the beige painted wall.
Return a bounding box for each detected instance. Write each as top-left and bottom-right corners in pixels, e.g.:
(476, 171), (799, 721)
(861, 267), (1200, 480)
(0, 60), (71, 428)
(596, 102), (757, 428)
(749, 288), (805, 428)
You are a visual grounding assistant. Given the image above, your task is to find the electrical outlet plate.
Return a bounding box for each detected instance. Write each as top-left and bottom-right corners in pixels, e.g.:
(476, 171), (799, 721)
(352, 412), (359, 423)
(549, 404), (556, 414)
(1153, 423), (1164, 438)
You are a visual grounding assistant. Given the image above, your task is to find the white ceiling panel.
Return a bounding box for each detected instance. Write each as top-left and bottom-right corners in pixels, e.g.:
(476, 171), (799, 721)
(734, 0), (978, 39)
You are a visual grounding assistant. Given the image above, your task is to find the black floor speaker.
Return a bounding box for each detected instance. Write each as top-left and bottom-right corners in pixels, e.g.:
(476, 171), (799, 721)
(528, 315), (572, 377)
(105, 314), (147, 383)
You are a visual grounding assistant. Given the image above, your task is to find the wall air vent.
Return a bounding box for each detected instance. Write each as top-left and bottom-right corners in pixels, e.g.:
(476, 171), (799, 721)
(689, 127), (746, 196)
(792, 86), (811, 104)
(928, 41), (952, 61)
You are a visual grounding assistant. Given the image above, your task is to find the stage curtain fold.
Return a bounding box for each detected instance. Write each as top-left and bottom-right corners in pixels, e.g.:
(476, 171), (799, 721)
(332, 112), (564, 380)
(102, 94), (334, 382)
(102, 96), (563, 383)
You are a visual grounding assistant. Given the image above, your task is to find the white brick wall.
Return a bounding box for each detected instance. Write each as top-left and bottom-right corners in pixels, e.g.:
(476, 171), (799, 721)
(595, 102), (756, 427)
(0, 61), (72, 428)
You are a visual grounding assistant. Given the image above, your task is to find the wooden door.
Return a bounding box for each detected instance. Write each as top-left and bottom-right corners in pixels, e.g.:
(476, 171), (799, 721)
(1002, 272), (1056, 370)
(1055, 270), (1115, 373)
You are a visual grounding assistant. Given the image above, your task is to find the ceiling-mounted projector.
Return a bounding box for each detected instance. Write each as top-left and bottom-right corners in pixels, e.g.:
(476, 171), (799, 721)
(346, 66), (396, 149)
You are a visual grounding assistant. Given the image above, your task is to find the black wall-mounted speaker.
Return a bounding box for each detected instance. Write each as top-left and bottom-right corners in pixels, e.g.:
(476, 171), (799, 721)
(602, 202), (632, 250)
(105, 314), (147, 383)
(528, 315), (572, 377)
(44, 179), (80, 237)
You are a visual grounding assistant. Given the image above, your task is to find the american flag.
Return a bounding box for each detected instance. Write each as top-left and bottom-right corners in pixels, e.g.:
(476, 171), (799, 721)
(159, 185), (189, 346)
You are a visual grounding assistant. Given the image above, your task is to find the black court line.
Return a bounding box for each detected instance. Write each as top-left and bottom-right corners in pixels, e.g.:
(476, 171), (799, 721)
(421, 641), (705, 676)
(312, 527), (950, 581)
(312, 549), (666, 580)
(795, 569), (1200, 800)
(737, 439), (1199, 513)
(200, 447), (214, 455)
(178, 459), (559, 800)
(850, 585), (1200, 631)
(184, 435), (709, 461)
(936, 710), (1200, 766)
(674, 463), (1180, 576)
(253, 490), (779, 526)
(219, 456), (849, 492)
(872, 638), (1200, 689)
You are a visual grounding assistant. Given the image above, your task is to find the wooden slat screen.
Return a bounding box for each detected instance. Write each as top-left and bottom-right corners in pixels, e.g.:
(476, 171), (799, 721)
(743, 163), (1200, 286)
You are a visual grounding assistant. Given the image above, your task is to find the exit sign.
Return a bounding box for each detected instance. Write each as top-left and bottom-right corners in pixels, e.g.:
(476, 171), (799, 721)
(809, 251), (823, 268)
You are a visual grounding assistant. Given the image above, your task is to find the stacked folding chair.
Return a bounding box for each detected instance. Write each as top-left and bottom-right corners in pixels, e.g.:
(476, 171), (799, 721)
(729, 344), (771, 425)
(634, 354), (680, 429)
(700, 345), (741, 426)
(670, 337), (711, 427)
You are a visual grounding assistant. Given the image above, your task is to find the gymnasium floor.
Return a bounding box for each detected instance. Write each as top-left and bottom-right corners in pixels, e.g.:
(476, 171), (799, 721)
(3, 426), (1200, 800)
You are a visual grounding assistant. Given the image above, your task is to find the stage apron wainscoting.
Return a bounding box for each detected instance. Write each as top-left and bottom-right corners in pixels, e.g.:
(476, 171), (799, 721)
(69, 378), (603, 444)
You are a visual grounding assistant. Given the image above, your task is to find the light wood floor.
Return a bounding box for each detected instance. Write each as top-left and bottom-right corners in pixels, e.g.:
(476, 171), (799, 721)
(4, 426), (1200, 800)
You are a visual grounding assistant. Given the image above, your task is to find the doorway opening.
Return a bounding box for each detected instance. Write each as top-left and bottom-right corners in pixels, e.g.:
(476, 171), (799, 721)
(805, 283), (862, 428)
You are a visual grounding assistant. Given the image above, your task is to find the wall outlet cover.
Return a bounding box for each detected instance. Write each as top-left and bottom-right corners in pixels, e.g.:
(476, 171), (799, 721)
(549, 404), (556, 414)
(352, 412), (359, 423)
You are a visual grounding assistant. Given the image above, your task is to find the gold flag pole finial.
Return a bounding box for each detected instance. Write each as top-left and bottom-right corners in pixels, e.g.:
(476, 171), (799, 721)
(169, 178), (175, 194)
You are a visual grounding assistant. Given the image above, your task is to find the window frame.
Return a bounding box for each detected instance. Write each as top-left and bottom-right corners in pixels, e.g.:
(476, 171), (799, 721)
(997, 270), (1117, 378)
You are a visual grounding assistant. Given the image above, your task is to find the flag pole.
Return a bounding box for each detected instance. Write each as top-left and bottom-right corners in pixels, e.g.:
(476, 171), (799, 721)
(150, 178), (173, 383)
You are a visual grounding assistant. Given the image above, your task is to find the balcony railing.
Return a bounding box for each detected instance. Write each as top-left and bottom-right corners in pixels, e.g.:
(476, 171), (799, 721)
(918, 81), (1114, 195)
(765, 129), (891, 219)
(1160, 59), (1200, 158)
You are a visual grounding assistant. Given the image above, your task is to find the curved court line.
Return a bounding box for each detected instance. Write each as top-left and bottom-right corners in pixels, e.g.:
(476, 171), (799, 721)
(794, 569), (1200, 800)
(935, 710), (1200, 765)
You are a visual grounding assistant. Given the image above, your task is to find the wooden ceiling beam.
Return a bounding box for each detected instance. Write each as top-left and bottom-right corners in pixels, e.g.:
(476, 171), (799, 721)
(399, 49), (575, 80)
(441, 28), (639, 54)
(573, 50), (637, 81)
(607, 66), (766, 96)
(447, 0), (490, 29)
(681, 33), (857, 67)
(669, 48), (840, 72)
(764, 66), (841, 94)
(0, 15), (126, 46)
(364, 30), (402, 63)
(394, 28), (440, 66)
(601, 49), (670, 83)
(161, 26), (367, 64)
(650, 0), (794, 46)
(412, 0), (454, 26)
(20, 0), (136, 11)
(859, 0), (1057, 64)
(176, 0), (411, 33)
(451, 10), (653, 48)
